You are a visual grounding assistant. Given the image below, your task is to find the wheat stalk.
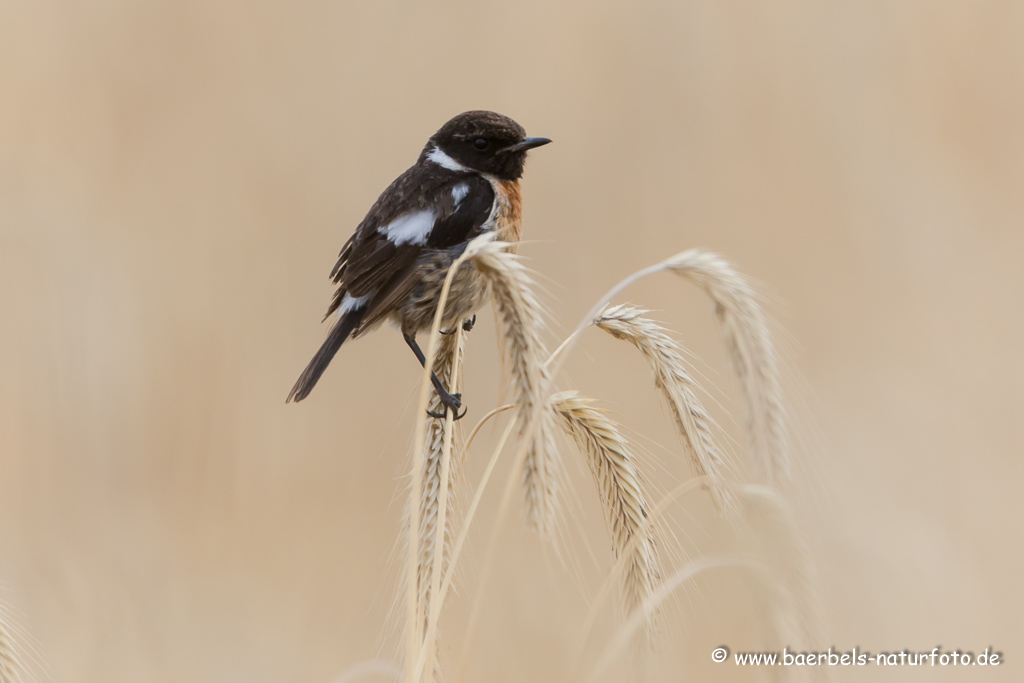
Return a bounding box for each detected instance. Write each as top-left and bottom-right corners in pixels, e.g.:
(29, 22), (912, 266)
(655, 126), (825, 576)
(740, 485), (822, 659)
(595, 303), (734, 510)
(571, 476), (711, 671)
(665, 250), (789, 483)
(468, 238), (561, 536)
(588, 555), (765, 680)
(552, 391), (658, 616)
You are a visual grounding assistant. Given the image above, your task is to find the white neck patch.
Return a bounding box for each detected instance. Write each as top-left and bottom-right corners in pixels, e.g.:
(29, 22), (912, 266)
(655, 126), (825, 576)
(427, 146), (469, 172)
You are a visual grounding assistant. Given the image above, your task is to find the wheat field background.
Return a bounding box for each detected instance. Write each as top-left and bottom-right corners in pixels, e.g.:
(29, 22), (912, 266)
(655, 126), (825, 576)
(1, 1), (1022, 681)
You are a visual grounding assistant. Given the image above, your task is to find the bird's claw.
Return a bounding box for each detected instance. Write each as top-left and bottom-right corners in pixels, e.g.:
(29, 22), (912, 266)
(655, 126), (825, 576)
(426, 392), (467, 421)
(440, 315), (476, 336)
(426, 406), (468, 420)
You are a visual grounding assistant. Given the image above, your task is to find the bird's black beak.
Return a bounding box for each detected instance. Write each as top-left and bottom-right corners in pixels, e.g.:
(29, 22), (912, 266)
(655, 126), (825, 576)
(501, 137), (552, 153)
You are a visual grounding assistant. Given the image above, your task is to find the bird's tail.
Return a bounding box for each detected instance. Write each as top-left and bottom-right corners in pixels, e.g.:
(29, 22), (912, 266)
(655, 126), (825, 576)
(287, 306), (367, 403)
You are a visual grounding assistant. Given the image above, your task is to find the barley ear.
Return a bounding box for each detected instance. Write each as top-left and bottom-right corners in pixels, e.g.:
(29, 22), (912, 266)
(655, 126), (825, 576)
(416, 330), (464, 629)
(467, 238), (561, 536)
(665, 250), (789, 483)
(552, 391), (659, 616)
(404, 242), (475, 683)
(595, 303), (734, 511)
(0, 611), (26, 683)
(0, 627), (17, 683)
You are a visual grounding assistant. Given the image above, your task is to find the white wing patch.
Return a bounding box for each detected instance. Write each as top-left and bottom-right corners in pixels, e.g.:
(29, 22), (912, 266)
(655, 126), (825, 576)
(427, 146), (469, 172)
(339, 293), (370, 315)
(378, 210), (435, 246)
(451, 182), (470, 206)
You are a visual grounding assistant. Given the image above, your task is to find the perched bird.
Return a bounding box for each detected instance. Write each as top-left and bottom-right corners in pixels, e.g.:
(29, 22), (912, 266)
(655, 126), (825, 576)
(287, 110), (551, 418)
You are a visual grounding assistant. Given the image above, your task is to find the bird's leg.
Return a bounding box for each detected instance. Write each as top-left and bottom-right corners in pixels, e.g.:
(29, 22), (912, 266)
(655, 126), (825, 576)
(403, 332), (467, 420)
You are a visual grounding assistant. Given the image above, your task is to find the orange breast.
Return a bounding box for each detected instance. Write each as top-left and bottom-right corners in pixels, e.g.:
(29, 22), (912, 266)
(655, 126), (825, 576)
(494, 179), (523, 246)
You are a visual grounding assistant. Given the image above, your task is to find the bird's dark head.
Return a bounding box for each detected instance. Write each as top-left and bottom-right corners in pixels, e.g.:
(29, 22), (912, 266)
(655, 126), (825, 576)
(423, 110), (551, 181)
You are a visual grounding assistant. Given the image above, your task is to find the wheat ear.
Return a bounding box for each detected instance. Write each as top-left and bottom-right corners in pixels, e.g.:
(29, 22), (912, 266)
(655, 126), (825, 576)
(468, 238), (561, 535)
(665, 250), (789, 483)
(0, 615), (23, 683)
(416, 330), (464, 631)
(405, 239), (481, 683)
(0, 630), (16, 683)
(594, 304), (734, 510)
(553, 391), (658, 615)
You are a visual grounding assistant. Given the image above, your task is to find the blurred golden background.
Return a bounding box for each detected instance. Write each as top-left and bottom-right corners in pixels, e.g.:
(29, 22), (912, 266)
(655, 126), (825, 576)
(1, 1), (1021, 681)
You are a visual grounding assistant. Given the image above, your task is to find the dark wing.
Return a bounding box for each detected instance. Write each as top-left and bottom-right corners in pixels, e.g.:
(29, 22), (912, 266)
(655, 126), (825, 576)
(354, 175), (495, 332)
(325, 165), (424, 318)
(324, 171), (495, 325)
(426, 177), (495, 248)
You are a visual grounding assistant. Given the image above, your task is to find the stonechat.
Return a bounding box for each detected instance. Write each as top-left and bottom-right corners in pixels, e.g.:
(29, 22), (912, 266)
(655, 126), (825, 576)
(287, 110), (551, 418)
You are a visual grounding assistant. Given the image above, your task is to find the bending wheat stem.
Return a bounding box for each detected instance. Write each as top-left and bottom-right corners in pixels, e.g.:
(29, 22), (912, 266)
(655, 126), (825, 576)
(594, 304), (734, 510)
(588, 556), (770, 681)
(665, 250), (788, 483)
(571, 476), (710, 670)
(740, 485), (821, 656)
(463, 403), (515, 455)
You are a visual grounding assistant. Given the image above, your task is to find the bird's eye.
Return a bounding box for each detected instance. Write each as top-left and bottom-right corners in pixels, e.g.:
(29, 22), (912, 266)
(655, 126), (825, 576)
(473, 138), (489, 150)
